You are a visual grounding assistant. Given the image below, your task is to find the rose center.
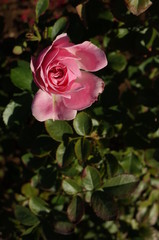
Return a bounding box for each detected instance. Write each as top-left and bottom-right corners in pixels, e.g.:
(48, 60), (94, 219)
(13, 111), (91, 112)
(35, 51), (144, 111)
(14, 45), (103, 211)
(51, 67), (64, 78)
(48, 64), (67, 85)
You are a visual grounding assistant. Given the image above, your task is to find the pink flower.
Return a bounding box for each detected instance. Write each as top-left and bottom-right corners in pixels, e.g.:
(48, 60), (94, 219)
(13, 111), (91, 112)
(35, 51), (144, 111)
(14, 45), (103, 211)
(31, 33), (107, 121)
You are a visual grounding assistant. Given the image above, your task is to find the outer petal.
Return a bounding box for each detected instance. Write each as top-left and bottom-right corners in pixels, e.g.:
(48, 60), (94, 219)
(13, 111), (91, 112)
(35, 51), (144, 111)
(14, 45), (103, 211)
(67, 41), (107, 72)
(31, 45), (52, 71)
(32, 90), (54, 121)
(30, 33), (72, 72)
(53, 33), (73, 48)
(32, 90), (77, 121)
(63, 71), (105, 110)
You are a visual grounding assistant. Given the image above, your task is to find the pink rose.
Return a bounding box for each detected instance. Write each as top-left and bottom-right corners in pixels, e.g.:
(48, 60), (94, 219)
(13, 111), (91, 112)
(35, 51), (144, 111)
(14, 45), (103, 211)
(31, 33), (107, 121)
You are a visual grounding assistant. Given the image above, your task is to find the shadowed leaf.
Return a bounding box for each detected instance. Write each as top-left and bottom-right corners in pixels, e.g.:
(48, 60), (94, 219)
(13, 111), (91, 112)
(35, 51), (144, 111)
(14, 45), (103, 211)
(67, 195), (84, 223)
(91, 191), (117, 220)
(15, 205), (40, 226)
(103, 174), (138, 198)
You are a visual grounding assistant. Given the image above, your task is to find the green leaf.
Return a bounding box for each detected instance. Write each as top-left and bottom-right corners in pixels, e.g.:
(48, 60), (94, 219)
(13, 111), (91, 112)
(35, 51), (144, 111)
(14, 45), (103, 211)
(36, 0), (49, 19)
(10, 60), (32, 91)
(73, 112), (92, 136)
(125, 0), (152, 16)
(91, 191), (117, 220)
(3, 101), (20, 126)
(103, 174), (138, 198)
(3, 93), (32, 127)
(62, 179), (82, 195)
(56, 141), (76, 167)
(22, 223), (39, 236)
(15, 205), (40, 226)
(82, 166), (101, 191)
(120, 152), (143, 175)
(29, 196), (51, 216)
(75, 138), (91, 161)
(21, 183), (39, 198)
(47, 17), (68, 41)
(148, 203), (159, 226)
(45, 120), (73, 142)
(108, 52), (127, 72)
(105, 154), (119, 178)
(67, 195), (84, 224)
(61, 160), (83, 177)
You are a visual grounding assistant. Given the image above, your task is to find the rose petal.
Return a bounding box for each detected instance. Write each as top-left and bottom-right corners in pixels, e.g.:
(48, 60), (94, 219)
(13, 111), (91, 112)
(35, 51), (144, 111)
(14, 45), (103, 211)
(61, 59), (81, 80)
(33, 45), (52, 70)
(63, 71), (105, 110)
(67, 41), (107, 72)
(53, 33), (73, 48)
(32, 89), (77, 121)
(54, 49), (81, 79)
(41, 48), (59, 70)
(52, 95), (77, 120)
(32, 90), (53, 121)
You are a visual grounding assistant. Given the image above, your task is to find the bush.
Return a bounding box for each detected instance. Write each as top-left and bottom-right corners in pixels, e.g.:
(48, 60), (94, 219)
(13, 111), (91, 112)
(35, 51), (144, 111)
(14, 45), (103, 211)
(1, 0), (159, 239)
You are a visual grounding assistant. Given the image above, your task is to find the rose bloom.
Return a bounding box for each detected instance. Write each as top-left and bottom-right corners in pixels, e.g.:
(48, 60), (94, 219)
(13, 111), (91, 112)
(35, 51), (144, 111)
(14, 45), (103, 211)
(31, 33), (107, 121)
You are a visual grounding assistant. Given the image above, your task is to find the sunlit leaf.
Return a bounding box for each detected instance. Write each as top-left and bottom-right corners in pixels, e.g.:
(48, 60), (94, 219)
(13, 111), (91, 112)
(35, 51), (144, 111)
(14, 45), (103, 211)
(82, 166), (101, 191)
(36, 0), (49, 19)
(73, 112), (92, 136)
(47, 17), (68, 40)
(125, 0), (152, 16)
(45, 120), (73, 142)
(29, 196), (51, 216)
(3, 101), (20, 126)
(21, 183), (39, 198)
(56, 141), (76, 167)
(62, 179), (82, 195)
(75, 138), (91, 161)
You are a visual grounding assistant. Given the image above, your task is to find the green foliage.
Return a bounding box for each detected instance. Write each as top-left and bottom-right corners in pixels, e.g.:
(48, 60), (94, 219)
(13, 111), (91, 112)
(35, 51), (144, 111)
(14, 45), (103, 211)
(91, 191), (117, 221)
(3, 101), (20, 126)
(10, 60), (32, 92)
(62, 178), (82, 195)
(75, 138), (91, 161)
(1, 0), (159, 239)
(73, 112), (92, 136)
(56, 141), (76, 167)
(29, 196), (51, 216)
(15, 205), (40, 226)
(45, 119), (73, 141)
(36, 0), (49, 19)
(67, 196), (84, 224)
(82, 165), (101, 191)
(108, 52), (127, 72)
(47, 17), (68, 40)
(103, 174), (138, 198)
(125, 0), (152, 15)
